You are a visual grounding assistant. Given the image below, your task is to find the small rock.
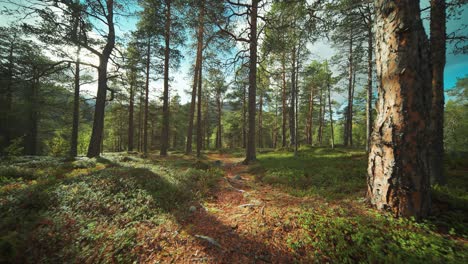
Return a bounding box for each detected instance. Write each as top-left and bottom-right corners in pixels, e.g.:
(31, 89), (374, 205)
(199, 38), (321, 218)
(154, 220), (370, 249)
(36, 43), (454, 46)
(233, 174), (242, 180)
(189, 206), (197, 213)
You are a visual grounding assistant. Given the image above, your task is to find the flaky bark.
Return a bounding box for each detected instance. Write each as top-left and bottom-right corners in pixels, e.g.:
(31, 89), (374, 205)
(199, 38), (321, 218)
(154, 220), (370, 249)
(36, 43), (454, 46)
(368, 0), (432, 219)
(429, 0), (446, 185)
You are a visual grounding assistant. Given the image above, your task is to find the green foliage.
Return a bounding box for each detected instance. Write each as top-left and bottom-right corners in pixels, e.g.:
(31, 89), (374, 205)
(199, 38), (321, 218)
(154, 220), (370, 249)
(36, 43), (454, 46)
(3, 137), (24, 156)
(257, 147), (366, 200)
(0, 153), (224, 262)
(293, 206), (468, 263)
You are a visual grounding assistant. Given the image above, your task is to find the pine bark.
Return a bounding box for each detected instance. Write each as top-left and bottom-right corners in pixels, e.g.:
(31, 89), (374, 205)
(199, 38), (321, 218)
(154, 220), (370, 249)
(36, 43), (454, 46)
(306, 84), (314, 145)
(160, 0), (171, 156)
(196, 59), (203, 157)
(368, 0), (432, 219)
(429, 0), (446, 185)
(244, 0), (258, 164)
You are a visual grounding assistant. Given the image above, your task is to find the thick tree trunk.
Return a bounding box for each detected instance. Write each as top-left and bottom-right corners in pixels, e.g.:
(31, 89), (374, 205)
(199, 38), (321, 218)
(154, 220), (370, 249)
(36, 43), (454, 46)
(430, 0), (446, 185)
(281, 53), (287, 148)
(160, 0), (171, 156)
(244, 0), (258, 164)
(368, 0), (432, 219)
(70, 50), (80, 157)
(186, 0), (205, 154)
(87, 0), (115, 157)
(143, 38), (151, 155)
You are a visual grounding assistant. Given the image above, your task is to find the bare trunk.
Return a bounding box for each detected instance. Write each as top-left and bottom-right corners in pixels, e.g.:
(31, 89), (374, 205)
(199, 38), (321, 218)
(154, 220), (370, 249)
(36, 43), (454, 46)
(244, 0), (258, 164)
(289, 47), (296, 148)
(307, 85), (314, 145)
(128, 81), (134, 151)
(327, 77), (334, 149)
(281, 53), (287, 148)
(429, 0), (446, 185)
(242, 84), (247, 148)
(345, 29), (353, 147)
(144, 38), (151, 155)
(318, 86), (323, 145)
(87, 0), (115, 157)
(70, 50), (80, 157)
(186, 0), (205, 154)
(160, 0), (171, 156)
(196, 58), (203, 157)
(368, 0), (432, 219)
(366, 15), (373, 153)
(258, 89), (263, 148)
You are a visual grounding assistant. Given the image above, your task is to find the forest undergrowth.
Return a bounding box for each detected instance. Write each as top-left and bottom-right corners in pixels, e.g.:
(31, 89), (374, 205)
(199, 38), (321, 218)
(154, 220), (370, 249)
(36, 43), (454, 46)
(0, 148), (467, 263)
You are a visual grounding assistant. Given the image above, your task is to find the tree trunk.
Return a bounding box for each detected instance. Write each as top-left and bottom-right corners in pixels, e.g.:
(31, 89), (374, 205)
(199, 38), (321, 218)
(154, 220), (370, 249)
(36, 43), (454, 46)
(216, 92), (222, 149)
(186, 0), (205, 154)
(327, 77), (334, 149)
(160, 0), (171, 156)
(281, 53), (287, 148)
(144, 38), (151, 155)
(244, 0), (258, 164)
(242, 83), (247, 149)
(70, 48), (80, 157)
(368, 0), (432, 219)
(429, 0), (446, 185)
(318, 86), (323, 145)
(345, 29), (353, 147)
(27, 72), (39, 155)
(366, 14), (373, 153)
(2, 41), (14, 151)
(307, 84), (314, 145)
(128, 80), (135, 151)
(196, 58), (203, 157)
(87, 0), (115, 157)
(349, 69), (356, 146)
(289, 46), (296, 148)
(258, 88), (263, 148)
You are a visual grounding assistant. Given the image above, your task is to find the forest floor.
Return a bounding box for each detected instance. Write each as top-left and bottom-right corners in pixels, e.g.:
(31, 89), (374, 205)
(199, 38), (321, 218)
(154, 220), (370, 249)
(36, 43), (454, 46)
(1, 148), (467, 263)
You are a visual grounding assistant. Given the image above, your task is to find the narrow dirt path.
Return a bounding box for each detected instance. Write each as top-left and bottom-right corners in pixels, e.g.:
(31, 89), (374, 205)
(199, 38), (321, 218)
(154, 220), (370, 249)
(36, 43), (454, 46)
(179, 153), (318, 263)
(140, 153), (319, 263)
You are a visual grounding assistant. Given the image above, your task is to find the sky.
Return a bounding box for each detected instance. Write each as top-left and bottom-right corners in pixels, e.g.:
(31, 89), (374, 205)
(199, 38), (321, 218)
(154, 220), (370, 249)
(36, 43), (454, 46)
(0, 0), (467, 104)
